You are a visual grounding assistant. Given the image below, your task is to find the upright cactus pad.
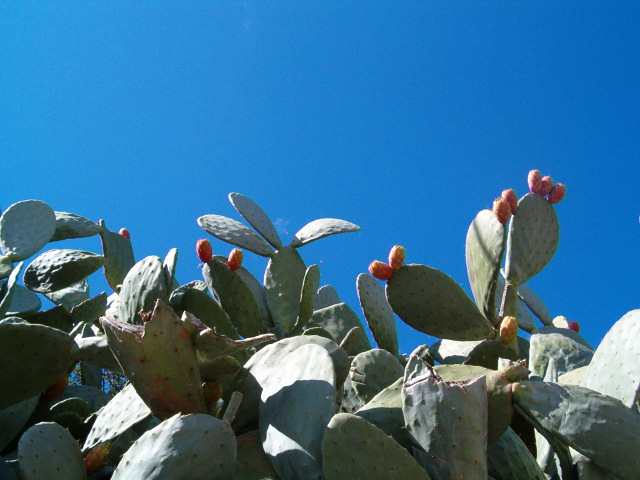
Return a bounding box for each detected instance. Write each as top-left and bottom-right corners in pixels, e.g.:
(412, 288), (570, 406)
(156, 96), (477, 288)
(356, 273), (399, 355)
(229, 193), (283, 249)
(0, 200), (56, 261)
(98, 220), (135, 292)
(118, 255), (168, 325)
(263, 246), (307, 331)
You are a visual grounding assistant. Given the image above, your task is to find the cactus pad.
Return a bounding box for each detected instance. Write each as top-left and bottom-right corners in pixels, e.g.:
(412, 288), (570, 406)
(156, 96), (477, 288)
(356, 273), (399, 355)
(23, 249), (104, 294)
(229, 193), (283, 249)
(0, 200), (56, 261)
(198, 214), (274, 257)
(50, 211), (101, 242)
(290, 218), (360, 248)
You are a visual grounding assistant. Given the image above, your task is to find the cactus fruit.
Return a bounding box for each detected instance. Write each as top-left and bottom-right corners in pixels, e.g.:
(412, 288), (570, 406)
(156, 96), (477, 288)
(44, 375), (69, 402)
(548, 183), (566, 204)
(493, 197), (511, 225)
(501, 189), (517, 213)
(528, 169), (542, 194)
(540, 176), (554, 195)
(118, 228), (130, 239)
(196, 239), (212, 263)
(227, 248), (243, 271)
(388, 245), (405, 271)
(368, 260), (393, 281)
(568, 320), (580, 333)
(84, 442), (111, 473)
(499, 316), (518, 344)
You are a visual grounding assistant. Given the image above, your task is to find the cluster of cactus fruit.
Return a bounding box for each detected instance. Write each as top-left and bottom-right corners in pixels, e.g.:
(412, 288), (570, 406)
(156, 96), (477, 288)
(0, 170), (638, 480)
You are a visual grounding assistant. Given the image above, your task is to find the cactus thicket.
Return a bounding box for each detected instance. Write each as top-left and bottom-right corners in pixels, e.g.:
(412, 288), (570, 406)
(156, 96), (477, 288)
(0, 176), (637, 480)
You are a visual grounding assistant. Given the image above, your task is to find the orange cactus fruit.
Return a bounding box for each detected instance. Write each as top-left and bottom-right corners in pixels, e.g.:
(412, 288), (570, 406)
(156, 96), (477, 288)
(493, 197), (511, 225)
(118, 228), (130, 239)
(528, 170), (543, 194)
(84, 442), (112, 473)
(388, 245), (406, 271)
(499, 316), (518, 344)
(196, 239), (213, 263)
(547, 183), (566, 204)
(368, 260), (394, 281)
(501, 189), (518, 214)
(227, 248), (243, 271)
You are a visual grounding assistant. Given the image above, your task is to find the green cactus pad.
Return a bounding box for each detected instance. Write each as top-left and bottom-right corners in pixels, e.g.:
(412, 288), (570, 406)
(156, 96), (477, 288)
(70, 292), (107, 325)
(0, 262), (23, 318)
(340, 374), (363, 413)
(302, 326), (335, 341)
(18, 422), (86, 480)
(0, 200), (56, 261)
(228, 335), (349, 434)
(402, 365), (488, 480)
(195, 328), (275, 363)
(5, 284), (41, 316)
(528, 326), (593, 380)
(71, 329), (123, 374)
(23, 249), (104, 294)
(0, 322), (75, 409)
(289, 218), (360, 248)
(118, 255), (168, 325)
(0, 395), (39, 451)
(356, 273), (398, 356)
(466, 209), (507, 324)
(0, 255), (13, 280)
(354, 377), (418, 451)
(98, 220), (135, 292)
(291, 264), (320, 335)
(516, 281), (552, 325)
(162, 247), (178, 292)
(203, 256), (270, 337)
(229, 193), (283, 249)
(20, 304), (73, 332)
(171, 283), (240, 339)
(306, 302), (372, 354)
(112, 413), (236, 480)
(339, 326), (364, 355)
(101, 301), (205, 419)
(322, 413), (431, 480)
(487, 427), (545, 480)
(504, 193), (560, 286)
(50, 211), (101, 242)
(198, 214), (275, 257)
(44, 278), (90, 311)
(314, 284), (340, 310)
(260, 343), (337, 480)
(513, 381), (640, 480)
(263, 246), (306, 331)
(583, 309), (640, 408)
(83, 383), (152, 450)
(386, 264), (495, 341)
(349, 349), (404, 406)
(58, 384), (111, 413)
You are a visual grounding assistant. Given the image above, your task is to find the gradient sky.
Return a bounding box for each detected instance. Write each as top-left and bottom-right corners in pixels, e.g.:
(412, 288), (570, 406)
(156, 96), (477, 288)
(2, 2), (639, 354)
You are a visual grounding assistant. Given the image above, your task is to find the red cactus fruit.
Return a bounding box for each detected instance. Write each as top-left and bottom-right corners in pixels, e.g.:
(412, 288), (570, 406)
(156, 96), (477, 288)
(84, 442), (112, 473)
(368, 260), (394, 281)
(493, 197), (511, 225)
(196, 239), (213, 263)
(501, 189), (518, 214)
(227, 248), (243, 271)
(547, 183), (566, 204)
(528, 170), (543, 194)
(118, 228), (130, 239)
(540, 176), (554, 196)
(567, 320), (580, 333)
(44, 375), (68, 402)
(499, 316), (518, 344)
(388, 245), (406, 271)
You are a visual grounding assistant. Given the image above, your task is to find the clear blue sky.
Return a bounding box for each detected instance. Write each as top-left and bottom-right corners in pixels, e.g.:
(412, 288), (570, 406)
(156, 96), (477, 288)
(2, 2), (639, 354)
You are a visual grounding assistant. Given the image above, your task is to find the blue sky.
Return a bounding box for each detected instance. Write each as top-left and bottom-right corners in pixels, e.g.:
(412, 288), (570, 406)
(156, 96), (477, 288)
(2, 3), (639, 354)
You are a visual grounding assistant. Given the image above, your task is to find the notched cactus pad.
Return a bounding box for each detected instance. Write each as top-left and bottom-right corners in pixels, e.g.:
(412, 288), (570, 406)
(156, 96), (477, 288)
(0, 200), (56, 261)
(386, 264), (495, 341)
(290, 218), (360, 248)
(23, 249), (104, 294)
